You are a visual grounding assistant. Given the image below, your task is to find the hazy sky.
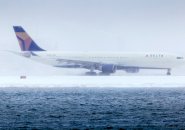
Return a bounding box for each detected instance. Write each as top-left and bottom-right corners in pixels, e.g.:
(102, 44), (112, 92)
(0, 0), (185, 75)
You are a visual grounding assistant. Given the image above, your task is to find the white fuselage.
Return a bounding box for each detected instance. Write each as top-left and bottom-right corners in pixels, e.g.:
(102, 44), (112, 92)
(23, 51), (185, 70)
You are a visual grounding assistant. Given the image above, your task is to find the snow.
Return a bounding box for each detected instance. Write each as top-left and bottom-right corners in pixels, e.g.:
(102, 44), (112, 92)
(0, 76), (185, 88)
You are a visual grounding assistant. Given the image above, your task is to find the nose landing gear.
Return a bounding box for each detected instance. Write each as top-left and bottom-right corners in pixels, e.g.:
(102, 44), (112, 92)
(167, 69), (171, 75)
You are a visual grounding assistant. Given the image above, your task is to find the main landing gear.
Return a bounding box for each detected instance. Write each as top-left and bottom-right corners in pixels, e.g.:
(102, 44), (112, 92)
(167, 69), (171, 75)
(85, 66), (97, 76)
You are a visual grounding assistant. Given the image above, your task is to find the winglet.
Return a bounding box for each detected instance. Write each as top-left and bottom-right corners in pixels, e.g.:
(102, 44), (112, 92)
(13, 26), (45, 51)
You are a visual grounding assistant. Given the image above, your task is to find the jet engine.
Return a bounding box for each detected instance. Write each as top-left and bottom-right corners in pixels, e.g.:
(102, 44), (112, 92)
(101, 64), (117, 73)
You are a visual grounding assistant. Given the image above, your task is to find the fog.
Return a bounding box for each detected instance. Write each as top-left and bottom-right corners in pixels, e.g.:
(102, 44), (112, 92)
(0, 0), (185, 76)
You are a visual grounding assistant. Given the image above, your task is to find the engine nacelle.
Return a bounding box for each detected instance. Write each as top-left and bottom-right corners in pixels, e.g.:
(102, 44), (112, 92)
(101, 64), (117, 73)
(125, 67), (139, 73)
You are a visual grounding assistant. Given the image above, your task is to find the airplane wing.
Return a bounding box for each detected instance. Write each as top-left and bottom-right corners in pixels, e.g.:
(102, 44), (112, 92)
(53, 58), (167, 74)
(54, 58), (102, 70)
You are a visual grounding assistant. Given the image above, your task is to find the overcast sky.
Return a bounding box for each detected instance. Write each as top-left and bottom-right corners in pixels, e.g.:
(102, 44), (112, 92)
(0, 0), (185, 75)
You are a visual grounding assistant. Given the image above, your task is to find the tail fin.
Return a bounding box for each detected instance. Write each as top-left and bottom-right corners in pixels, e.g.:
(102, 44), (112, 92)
(13, 26), (45, 51)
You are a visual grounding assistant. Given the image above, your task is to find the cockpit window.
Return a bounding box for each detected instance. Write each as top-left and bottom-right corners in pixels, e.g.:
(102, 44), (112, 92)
(176, 57), (184, 59)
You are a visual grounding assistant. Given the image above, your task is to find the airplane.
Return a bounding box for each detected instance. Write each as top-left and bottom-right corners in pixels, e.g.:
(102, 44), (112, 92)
(12, 26), (185, 75)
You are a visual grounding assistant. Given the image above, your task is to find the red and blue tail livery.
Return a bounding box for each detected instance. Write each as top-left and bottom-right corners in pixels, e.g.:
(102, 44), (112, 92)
(13, 26), (45, 51)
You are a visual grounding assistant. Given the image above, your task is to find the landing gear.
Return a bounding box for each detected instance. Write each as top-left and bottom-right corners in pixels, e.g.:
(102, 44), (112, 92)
(167, 69), (171, 75)
(85, 66), (97, 76)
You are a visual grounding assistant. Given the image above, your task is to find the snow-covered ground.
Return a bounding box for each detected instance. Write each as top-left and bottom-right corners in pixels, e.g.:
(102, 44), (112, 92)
(1, 76), (185, 88)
